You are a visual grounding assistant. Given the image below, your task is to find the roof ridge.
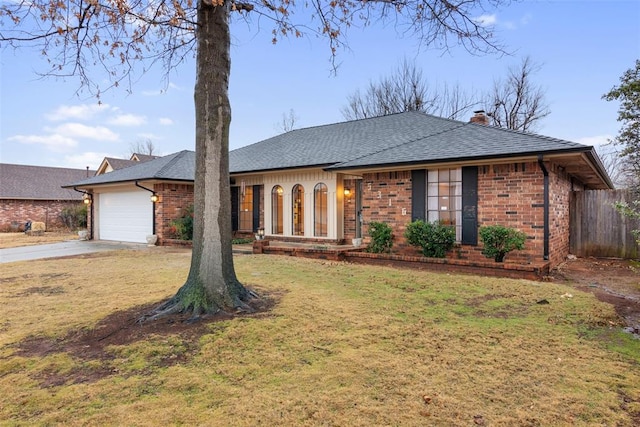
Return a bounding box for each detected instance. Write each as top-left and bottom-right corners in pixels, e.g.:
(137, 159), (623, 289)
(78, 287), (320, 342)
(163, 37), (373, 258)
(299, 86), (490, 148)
(464, 120), (582, 147)
(155, 150), (189, 178)
(332, 121), (468, 168)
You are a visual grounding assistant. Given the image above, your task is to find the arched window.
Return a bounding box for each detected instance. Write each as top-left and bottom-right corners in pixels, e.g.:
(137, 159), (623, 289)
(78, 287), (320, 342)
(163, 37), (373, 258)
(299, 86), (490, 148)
(271, 185), (283, 235)
(314, 183), (328, 237)
(292, 184), (304, 236)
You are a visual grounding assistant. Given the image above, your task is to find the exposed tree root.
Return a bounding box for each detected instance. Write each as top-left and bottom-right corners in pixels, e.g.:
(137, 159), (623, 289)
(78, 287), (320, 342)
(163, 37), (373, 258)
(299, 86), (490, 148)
(137, 285), (260, 324)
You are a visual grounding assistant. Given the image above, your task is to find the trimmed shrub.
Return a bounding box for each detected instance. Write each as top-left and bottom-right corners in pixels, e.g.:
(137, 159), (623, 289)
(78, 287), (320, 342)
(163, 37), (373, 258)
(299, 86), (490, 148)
(404, 220), (456, 258)
(170, 205), (194, 240)
(479, 225), (527, 262)
(367, 222), (393, 253)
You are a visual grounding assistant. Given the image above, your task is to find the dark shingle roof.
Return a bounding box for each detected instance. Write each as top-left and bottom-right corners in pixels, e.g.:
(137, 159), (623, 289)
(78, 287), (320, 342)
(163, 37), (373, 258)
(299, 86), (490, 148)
(132, 153), (159, 162)
(229, 112), (589, 172)
(65, 150), (195, 187)
(64, 112), (611, 189)
(103, 157), (138, 171)
(0, 164), (94, 200)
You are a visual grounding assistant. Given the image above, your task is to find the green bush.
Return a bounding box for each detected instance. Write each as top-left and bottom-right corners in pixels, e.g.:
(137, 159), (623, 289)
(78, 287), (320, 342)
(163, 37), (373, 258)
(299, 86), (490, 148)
(59, 204), (87, 230)
(479, 225), (527, 262)
(404, 220), (456, 258)
(169, 205), (194, 240)
(367, 222), (393, 253)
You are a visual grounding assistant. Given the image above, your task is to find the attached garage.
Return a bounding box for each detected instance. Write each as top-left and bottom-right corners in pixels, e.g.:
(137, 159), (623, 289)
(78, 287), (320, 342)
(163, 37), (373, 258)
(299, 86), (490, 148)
(97, 189), (153, 243)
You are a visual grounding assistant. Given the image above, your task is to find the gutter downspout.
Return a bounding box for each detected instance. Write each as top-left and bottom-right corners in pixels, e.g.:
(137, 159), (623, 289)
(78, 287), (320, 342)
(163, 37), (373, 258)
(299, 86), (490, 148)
(73, 187), (94, 240)
(537, 155), (549, 261)
(135, 181), (157, 235)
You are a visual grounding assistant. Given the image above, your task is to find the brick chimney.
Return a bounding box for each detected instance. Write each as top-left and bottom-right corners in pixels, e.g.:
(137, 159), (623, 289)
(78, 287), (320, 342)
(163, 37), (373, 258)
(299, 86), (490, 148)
(470, 110), (489, 125)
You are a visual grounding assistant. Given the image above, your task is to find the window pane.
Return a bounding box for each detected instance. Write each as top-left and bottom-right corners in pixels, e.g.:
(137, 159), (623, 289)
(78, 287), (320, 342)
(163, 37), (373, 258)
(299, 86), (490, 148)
(239, 186), (253, 231)
(271, 186), (283, 234)
(439, 196), (450, 211)
(428, 196), (438, 211)
(314, 183), (328, 237)
(292, 185), (304, 236)
(425, 167), (462, 242)
(427, 182), (438, 197)
(452, 182), (462, 197)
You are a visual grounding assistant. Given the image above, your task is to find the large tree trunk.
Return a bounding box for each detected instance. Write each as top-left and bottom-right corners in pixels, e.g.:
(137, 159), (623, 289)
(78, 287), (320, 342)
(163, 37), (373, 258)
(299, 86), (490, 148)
(147, 1), (251, 319)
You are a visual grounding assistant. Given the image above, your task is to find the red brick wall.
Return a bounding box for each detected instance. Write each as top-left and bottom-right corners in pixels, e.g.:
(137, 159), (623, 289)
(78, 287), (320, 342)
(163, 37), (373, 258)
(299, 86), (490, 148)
(0, 199), (83, 231)
(356, 162), (575, 267)
(154, 183), (194, 245)
(548, 163), (573, 266)
(477, 162), (544, 263)
(360, 171), (413, 250)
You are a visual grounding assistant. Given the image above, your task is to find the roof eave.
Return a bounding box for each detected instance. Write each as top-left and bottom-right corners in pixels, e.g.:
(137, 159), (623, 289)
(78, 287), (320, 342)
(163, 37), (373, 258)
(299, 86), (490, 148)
(325, 147), (595, 172)
(231, 163), (337, 175)
(62, 177), (195, 189)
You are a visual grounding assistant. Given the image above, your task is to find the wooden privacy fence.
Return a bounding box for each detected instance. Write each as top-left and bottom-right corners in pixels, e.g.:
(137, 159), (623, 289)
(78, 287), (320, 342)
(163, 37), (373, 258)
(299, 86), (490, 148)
(570, 189), (639, 259)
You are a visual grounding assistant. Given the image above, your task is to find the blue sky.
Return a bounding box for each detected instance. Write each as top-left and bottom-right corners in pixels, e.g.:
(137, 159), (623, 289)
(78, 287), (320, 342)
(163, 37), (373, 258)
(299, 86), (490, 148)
(1, 0), (639, 169)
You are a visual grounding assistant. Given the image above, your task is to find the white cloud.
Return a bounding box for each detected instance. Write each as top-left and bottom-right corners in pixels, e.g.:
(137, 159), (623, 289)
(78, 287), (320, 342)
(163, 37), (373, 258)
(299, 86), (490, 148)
(46, 123), (119, 141)
(8, 134), (77, 152)
(474, 14), (497, 27)
(159, 117), (174, 126)
(575, 135), (613, 147)
(63, 152), (114, 169)
(45, 104), (110, 121)
(108, 114), (147, 126)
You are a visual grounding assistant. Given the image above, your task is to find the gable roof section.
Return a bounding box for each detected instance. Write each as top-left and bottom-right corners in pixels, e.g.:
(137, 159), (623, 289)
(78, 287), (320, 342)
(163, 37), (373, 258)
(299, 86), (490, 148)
(64, 112), (613, 190)
(327, 116), (589, 169)
(95, 157), (138, 175)
(0, 163), (94, 200)
(231, 112), (590, 172)
(229, 111), (612, 189)
(131, 153), (159, 162)
(65, 150), (195, 188)
(229, 112), (462, 173)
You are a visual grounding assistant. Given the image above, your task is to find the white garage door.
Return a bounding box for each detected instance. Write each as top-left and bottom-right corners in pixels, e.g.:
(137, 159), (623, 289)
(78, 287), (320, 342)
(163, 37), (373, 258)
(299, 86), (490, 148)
(98, 190), (153, 243)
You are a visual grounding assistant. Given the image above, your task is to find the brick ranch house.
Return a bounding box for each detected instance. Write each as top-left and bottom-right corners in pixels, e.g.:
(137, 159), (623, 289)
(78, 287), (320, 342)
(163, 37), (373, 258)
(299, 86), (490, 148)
(65, 111), (612, 268)
(0, 163), (94, 231)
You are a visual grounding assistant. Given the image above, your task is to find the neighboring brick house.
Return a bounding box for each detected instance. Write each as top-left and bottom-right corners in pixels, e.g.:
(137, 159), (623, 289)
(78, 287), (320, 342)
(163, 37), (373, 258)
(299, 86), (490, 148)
(0, 163), (94, 231)
(66, 111), (612, 268)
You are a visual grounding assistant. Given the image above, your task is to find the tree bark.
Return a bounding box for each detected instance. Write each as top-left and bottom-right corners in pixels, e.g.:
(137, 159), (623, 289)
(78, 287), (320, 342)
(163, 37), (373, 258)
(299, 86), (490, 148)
(147, 0), (251, 319)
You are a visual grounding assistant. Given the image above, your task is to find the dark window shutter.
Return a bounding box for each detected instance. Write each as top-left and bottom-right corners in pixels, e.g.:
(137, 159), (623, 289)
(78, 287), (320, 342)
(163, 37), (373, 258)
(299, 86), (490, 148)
(252, 185), (261, 232)
(231, 187), (239, 232)
(411, 170), (426, 222)
(461, 166), (478, 245)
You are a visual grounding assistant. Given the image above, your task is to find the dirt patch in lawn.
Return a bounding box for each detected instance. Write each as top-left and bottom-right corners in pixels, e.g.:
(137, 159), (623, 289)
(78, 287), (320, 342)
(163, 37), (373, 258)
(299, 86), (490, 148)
(15, 291), (280, 387)
(551, 257), (640, 335)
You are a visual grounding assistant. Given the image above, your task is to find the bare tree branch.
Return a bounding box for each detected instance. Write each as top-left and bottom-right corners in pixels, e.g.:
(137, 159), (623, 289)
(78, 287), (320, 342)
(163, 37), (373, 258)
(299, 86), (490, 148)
(485, 56), (550, 132)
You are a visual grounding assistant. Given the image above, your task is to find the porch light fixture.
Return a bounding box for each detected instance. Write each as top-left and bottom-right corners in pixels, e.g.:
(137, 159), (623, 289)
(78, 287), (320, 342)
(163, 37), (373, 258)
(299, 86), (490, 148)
(82, 193), (91, 205)
(150, 193), (159, 203)
(344, 188), (352, 197)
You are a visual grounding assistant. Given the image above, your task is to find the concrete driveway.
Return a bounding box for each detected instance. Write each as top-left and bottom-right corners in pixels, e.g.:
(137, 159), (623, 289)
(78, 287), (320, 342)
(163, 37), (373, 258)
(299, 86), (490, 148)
(0, 240), (147, 264)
